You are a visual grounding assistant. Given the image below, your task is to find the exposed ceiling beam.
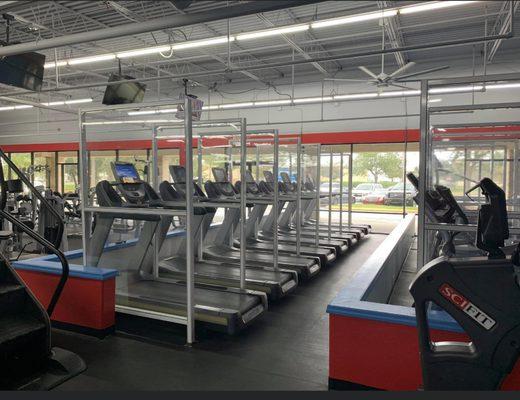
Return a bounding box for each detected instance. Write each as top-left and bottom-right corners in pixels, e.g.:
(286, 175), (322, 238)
(0, 0), (325, 57)
(377, 0), (406, 67)
(487, 0), (518, 62)
(256, 13), (329, 76)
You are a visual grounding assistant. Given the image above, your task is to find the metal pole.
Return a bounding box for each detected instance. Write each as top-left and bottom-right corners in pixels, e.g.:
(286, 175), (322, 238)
(315, 145), (321, 247)
(152, 125), (160, 279)
(197, 134), (204, 261)
(328, 149), (333, 240)
(255, 146), (260, 181)
(348, 144), (353, 228)
(273, 131), (279, 271)
(79, 111), (90, 267)
(417, 80), (429, 268)
(296, 136), (302, 257)
(183, 97), (195, 345)
(339, 152), (344, 233)
(239, 119), (247, 290)
(402, 133), (408, 218)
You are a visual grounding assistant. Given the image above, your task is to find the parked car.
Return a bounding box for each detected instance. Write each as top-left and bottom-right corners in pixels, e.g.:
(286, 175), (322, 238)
(352, 183), (384, 201)
(319, 182), (355, 204)
(362, 188), (388, 205)
(384, 182), (417, 206)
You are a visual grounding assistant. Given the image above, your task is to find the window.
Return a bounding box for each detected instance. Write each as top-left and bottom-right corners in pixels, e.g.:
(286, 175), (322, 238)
(89, 151), (117, 189)
(118, 150), (150, 182)
(57, 151), (78, 194)
(33, 152), (56, 190)
(157, 149), (179, 183)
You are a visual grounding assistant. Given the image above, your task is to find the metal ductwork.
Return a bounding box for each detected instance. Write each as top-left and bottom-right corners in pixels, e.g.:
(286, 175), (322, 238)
(0, 0), (325, 57)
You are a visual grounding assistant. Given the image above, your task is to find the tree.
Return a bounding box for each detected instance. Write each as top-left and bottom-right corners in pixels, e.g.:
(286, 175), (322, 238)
(353, 152), (403, 183)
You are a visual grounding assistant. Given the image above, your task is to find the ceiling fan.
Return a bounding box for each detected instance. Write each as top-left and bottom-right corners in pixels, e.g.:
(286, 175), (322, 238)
(325, 16), (449, 91)
(326, 62), (450, 91)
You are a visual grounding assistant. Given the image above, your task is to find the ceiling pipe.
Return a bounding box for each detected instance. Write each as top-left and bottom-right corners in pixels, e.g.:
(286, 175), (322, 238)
(0, 30), (514, 98)
(0, 0), (324, 57)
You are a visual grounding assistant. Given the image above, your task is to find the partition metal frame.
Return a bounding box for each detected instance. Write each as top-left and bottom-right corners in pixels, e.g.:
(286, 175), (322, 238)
(417, 73), (520, 268)
(155, 119), (279, 289)
(79, 98), (197, 343)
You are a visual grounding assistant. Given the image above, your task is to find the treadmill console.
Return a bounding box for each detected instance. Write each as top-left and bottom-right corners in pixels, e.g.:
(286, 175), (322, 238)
(169, 165), (207, 199)
(111, 161), (159, 206)
(211, 168), (237, 197)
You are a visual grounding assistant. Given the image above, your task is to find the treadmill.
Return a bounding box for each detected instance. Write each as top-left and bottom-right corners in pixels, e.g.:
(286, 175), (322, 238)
(232, 169), (340, 265)
(258, 171), (352, 253)
(173, 166), (321, 281)
(89, 163), (267, 334)
(152, 166), (297, 300)
(279, 172), (363, 241)
(301, 175), (371, 236)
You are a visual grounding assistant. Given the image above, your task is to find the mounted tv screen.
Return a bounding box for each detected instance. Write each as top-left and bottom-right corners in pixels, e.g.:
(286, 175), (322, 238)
(102, 73), (146, 105)
(0, 51), (45, 91)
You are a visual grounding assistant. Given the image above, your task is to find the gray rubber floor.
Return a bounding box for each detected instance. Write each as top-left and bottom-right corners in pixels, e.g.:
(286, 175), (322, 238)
(52, 234), (386, 391)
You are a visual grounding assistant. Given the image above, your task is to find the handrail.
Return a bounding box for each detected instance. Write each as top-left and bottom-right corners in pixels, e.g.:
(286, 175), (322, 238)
(0, 151), (68, 316)
(0, 148), (64, 249)
(0, 210), (69, 316)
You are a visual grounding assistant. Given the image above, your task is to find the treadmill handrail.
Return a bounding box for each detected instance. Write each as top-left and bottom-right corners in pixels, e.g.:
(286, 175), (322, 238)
(83, 206), (187, 217)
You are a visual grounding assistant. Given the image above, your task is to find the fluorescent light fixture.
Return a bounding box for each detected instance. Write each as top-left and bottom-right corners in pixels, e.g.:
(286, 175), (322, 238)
(312, 10), (397, 29)
(127, 108), (176, 116)
(236, 24), (309, 41)
(333, 93), (378, 100)
(254, 99), (293, 106)
(399, 1), (477, 15)
(0, 105), (34, 111)
(486, 83), (520, 90)
(293, 96), (333, 104)
(379, 90), (421, 97)
(83, 119), (182, 126)
(428, 98), (443, 103)
(68, 54), (116, 65)
(44, 60), (68, 69)
(40, 98), (93, 106)
(429, 85), (483, 94)
(117, 45), (172, 58)
(437, 128), (447, 132)
(202, 105), (220, 110)
(220, 102), (254, 109)
(64, 98), (93, 105)
(172, 36), (232, 50)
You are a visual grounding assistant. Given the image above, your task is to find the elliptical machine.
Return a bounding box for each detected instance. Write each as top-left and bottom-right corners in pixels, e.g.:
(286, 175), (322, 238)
(410, 177), (520, 390)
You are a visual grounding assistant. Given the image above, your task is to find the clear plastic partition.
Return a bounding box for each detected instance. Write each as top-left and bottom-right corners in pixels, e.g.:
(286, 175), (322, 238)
(417, 74), (520, 267)
(79, 99), (198, 342)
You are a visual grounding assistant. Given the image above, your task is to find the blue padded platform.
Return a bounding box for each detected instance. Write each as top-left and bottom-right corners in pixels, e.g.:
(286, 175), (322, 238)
(326, 215), (463, 333)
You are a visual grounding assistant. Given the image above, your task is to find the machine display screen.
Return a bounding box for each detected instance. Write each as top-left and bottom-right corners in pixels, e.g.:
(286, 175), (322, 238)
(281, 172), (292, 184)
(114, 163), (140, 183)
(170, 165), (186, 183)
(212, 168), (228, 183)
(245, 170), (255, 183)
(263, 170), (274, 183)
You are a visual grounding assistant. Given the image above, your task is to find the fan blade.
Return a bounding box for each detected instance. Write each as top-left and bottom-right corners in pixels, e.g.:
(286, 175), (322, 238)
(324, 78), (369, 82)
(388, 62), (416, 79)
(388, 82), (415, 90)
(394, 65), (450, 81)
(358, 66), (380, 80)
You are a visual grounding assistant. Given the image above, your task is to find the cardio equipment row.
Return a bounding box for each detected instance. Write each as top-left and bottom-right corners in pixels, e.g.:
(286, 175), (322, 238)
(88, 161), (370, 335)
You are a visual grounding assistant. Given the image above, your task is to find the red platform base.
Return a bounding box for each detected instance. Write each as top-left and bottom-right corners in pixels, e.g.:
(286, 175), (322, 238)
(17, 269), (115, 336)
(329, 314), (520, 390)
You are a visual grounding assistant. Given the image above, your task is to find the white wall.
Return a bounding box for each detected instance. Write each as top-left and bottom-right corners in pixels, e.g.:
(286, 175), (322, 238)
(0, 60), (519, 145)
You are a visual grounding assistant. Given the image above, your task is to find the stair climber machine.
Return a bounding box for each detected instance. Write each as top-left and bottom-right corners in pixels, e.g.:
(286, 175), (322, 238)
(410, 177), (520, 390)
(301, 174), (371, 236)
(236, 169), (341, 264)
(407, 172), (482, 259)
(201, 167), (322, 281)
(89, 161), (266, 334)
(0, 150), (85, 390)
(260, 171), (353, 254)
(151, 164), (297, 300)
